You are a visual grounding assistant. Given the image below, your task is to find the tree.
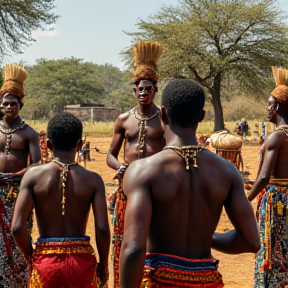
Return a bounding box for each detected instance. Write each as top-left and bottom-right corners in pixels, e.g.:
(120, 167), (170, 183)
(124, 0), (288, 131)
(21, 58), (106, 119)
(0, 0), (58, 61)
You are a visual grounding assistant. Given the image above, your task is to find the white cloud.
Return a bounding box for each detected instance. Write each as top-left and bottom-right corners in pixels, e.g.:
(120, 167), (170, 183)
(32, 30), (58, 37)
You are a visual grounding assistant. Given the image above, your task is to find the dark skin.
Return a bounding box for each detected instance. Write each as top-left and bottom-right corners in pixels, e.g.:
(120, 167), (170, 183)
(120, 107), (260, 288)
(106, 80), (165, 175)
(11, 139), (111, 283)
(248, 95), (288, 201)
(0, 95), (41, 176)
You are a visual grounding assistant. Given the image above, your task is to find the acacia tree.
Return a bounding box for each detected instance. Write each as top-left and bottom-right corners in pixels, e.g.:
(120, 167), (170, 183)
(0, 0), (58, 60)
(125, 0), (288, 131)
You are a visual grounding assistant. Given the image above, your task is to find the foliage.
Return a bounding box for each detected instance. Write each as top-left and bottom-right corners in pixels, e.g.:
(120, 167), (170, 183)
(0, 0), (58, 61)
(123, 0), (288, 131)
(22, 58), (105, 119)
(20, 58), (136, 119)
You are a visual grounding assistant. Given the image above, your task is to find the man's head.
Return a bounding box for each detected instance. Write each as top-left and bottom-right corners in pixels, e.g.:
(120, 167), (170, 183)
(161, 79), (205, 128)
(0, 95), (21, 119)
(0, 64), (27, 111)
(132, 41), (163, 105)
(47, 113), (83, 151)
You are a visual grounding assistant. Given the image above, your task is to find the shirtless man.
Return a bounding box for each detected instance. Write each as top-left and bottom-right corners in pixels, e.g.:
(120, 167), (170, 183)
(12, 112), (110, 287)
(106, 41), (165, 287)
(120, 79), (260, 288)
(0, 64), (41, 287)
(248, 66), (288, 287)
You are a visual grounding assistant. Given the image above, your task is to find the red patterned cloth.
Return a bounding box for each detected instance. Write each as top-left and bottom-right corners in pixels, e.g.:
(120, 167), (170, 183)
(141, 253), (224, 287)
(29, 237), (97, 288)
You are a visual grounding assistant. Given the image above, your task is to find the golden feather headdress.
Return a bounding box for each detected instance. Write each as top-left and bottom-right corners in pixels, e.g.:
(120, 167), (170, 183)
(271, 66), (288, 103)
(133, 41), (163, 83)
(0, 64), (28, 100)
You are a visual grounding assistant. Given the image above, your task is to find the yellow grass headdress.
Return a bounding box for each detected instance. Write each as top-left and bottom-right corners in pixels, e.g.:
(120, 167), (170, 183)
(0, 64), (28, 100)
(133, 41), (163, 84)
(271, 66), (288, 103)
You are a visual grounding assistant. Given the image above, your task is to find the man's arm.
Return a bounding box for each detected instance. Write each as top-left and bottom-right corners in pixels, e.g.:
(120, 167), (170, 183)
(28, 129), (41, 164)
(120, 161), (152, 288)
(92, 174), (111, 284)
(106, 115), (126, 173)
(248, 132), (280, 201)
(212, 165), (260, 254)
(11, 170), (34, 261)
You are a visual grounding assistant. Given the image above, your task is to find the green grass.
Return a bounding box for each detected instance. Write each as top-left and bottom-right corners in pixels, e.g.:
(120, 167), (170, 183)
(25, 119), (264, 137)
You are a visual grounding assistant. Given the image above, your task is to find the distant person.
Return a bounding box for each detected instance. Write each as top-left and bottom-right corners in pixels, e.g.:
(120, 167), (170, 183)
(79, 141), (91, 168)
(12, 113), (110, 287)
(241, 118), (249, 139)
(120, 79), (260, 288)
(248, 66), (288, 287)
(106, 41), (165, 288)
(0, 64), (41, 287)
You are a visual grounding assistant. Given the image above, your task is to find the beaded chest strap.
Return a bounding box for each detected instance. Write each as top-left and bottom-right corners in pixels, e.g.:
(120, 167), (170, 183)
(275, 124), (288, 137)
(52, 159), (78, 216)
(133, 106), (160, 159)
(0, 120), (27, 155)
(163, 145), (205, 170)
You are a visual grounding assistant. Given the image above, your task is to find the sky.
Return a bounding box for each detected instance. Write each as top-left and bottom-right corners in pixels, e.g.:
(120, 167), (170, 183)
(4, 0), (288, 68)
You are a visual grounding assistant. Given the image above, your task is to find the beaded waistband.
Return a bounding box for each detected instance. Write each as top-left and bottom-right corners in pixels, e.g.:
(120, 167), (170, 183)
(143, 253), (223, 286)
(269, 177), (288, 187)
(33, 236), (95, 255)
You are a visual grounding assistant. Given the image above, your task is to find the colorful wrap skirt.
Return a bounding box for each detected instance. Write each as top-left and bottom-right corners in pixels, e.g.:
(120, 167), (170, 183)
(254, 179), (288, 288)
(29, 236), (98, 288)
(111, 178), (126, 288)
(141, 253), (224, 287)
(0, 176), (33, 288)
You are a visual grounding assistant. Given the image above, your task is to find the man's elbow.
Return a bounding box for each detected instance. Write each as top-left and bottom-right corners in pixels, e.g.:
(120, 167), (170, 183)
(11, 223), (23, 240)
(247, 236), (261, 253)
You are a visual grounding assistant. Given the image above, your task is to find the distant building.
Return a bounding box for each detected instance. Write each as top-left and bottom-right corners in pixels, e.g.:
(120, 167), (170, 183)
(64, 104), (120, 122)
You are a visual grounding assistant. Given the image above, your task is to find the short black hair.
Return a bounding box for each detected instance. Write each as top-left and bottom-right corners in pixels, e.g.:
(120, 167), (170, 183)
(162, 79), (205, 127)
(47, 113), (83, 151)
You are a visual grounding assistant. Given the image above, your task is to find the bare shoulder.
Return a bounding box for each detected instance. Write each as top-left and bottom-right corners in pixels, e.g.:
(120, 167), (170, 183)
(24, 124), (39, 138)
(117, 109), (134, 122)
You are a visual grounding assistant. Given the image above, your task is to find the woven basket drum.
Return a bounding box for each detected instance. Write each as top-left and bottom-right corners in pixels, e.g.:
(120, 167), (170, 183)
(211, 131), (243, 150)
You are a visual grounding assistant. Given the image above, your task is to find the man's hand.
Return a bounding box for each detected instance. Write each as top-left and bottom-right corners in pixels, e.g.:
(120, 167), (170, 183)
(96, 263), (109, 287)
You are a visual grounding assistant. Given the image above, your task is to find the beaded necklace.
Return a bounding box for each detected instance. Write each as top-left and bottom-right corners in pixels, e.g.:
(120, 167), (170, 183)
(275, 124), (288, 137)
(163, 145), (205, 170)
(0, 120), (26, 155)
(52, 159), (78, 216)
(133, 105), (160, 159)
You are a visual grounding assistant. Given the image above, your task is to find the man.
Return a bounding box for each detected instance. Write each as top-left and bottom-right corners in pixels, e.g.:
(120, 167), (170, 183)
(120, 79), (260, 288)
(0, 64), (41, 287)
(12, 113), (110, 287)
(248, 66), (288, 287)
(106, 40), (165, 287)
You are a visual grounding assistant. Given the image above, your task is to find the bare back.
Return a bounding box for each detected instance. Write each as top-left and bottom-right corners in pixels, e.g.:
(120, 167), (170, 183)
(25, 162), (105, 238)
(123, 148), (247, 259)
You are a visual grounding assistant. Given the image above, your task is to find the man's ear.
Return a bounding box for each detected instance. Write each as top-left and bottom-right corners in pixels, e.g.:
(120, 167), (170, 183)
(77, 139), (84, 152)
(46, 139), (53, 151)
(161, 106), (169, 125)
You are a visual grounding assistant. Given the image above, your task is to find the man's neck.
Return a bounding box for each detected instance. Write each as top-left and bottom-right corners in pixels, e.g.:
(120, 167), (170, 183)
(52, 149), (77, 165)
(165, 125), (199, 147)
(2, 116), (22, 128)
(136, 103), (157, 117)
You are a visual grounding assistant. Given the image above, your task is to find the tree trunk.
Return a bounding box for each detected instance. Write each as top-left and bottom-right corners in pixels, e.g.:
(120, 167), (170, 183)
(210, 73), (225, 132)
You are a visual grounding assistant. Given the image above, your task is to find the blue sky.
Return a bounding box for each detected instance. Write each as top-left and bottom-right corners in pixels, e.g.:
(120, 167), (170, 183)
(4, 0), (288, 68)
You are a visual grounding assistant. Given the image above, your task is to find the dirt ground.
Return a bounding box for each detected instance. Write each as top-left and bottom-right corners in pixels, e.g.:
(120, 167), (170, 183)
(31, 137), (261, 288)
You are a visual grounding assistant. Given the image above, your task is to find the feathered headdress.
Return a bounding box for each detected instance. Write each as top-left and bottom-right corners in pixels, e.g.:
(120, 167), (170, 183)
(0, 64), (28, 100)
(271, 66), (288, 103)
(133, 41), (163, 84)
